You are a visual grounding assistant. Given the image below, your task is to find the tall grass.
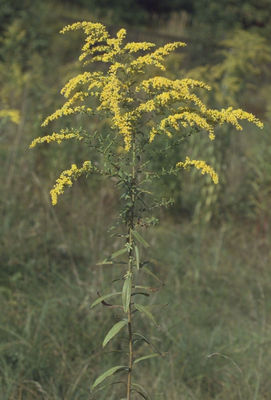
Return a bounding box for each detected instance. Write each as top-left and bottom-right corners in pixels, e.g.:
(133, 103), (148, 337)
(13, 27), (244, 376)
(1, 210), (270, 399)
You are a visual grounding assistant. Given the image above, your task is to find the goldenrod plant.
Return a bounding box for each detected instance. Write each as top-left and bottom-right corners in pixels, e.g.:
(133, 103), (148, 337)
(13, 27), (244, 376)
(30, 21), (263, 399)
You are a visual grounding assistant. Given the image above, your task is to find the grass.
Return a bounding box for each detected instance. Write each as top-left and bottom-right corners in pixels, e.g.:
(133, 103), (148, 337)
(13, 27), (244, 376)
(1, 203), (270, 399)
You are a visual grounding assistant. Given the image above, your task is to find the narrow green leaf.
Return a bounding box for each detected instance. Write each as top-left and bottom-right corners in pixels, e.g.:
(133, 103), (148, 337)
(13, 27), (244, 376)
(131, 383), (150, 400)
(133, 332), (162, 355)
(142, 266), (163, 284)
(133, 332), (150, 345)
(134, 303), (157, 326)
(132, 390), (148, 399)
(135, 245), (140, 270)
(122, 273), (132, 313)
(131, 230), (150, 248)
(92, 366), (126, 389)
(111, 247), (127, 259)
(131, 292), (149, 297)
(134, 353), (159, 364)
(90, 292), (121, 309)
(135, 285), (159, 293)
(97, 248), (127, 265)
(103, 320), (127, 347)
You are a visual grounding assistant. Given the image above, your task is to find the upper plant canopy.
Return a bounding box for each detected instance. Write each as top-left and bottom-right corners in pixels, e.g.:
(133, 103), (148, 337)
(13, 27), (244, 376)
(30, 21), (263, 205)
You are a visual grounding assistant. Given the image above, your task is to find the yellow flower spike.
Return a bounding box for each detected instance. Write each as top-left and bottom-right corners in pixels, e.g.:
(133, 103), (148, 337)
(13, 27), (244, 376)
(29, 131), (83, 148)
(129, 42), (186, 72)
(206, 107), (264, 130)
(50, 161), (92, 205)
(123, 42), (156, 53)
(61, 72), (104, 98)
(41, 105), (92, 127)
(177, 157), (219, 184)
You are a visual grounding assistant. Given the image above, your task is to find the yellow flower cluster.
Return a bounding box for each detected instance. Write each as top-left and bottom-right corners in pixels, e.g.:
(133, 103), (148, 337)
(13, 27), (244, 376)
(50, 161), (92, 205)
(38, 20), (263, 154)
(60, 22), (109, 62)
(29, 130), (83, 148)
(177, 157), (219, 184)
(61, 72), (104, 98)
(123, 42), (156, 53)
(128, 42), (186, 72)
(0, 109), (20, 124)
(206, 107), (263, 130)
(42, 105), (92, 127)
(137, 77), (211, 92)
(159, 111), (215, 141)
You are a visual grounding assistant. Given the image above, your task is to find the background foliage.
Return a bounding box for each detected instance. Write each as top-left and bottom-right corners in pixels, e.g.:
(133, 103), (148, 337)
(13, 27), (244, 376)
(0, 1), (270, 399)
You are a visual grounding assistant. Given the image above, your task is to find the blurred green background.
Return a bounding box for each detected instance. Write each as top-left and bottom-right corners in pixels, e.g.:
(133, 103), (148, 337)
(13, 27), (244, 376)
(1, 1), (271, 398)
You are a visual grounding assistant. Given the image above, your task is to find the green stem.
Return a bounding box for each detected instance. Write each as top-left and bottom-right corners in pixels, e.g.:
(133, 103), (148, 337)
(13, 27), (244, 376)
(127, 228), (133, 400)
(126, 139), (136, 400)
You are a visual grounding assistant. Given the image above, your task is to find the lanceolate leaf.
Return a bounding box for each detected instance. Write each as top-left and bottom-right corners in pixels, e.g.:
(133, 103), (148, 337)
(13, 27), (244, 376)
(92, 366), (126, 390)
(97, 248), (127, 265)
(134, 303), (157, 326)
(122, 273), (132, 313)
(111, 247), (127, 259)
(103, 320), (127, 347)
(135, 245), (140, 270)
(134, 353), (159, 364)
(133, 332), (151, 345)
(90, 292), (121, 309)
(135, 285), (159, 293)
(131, 383), (151, 400)
(131, 230), (150, 248)
(142, 266), (163, 284)
(133, 332), (162, 354)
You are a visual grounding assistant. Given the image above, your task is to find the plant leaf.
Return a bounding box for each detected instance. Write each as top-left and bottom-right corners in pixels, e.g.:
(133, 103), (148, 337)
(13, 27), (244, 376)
(131, 383), (151, 399)
(142, 266), (163, 284)
(134, 303), (157, 326)
(92, 366), (126, 389)
(135, 245), (140, 270)
(133, 332), (151, 345)
(122, 273), (132, 313)
(103, 320), (127, 348)
(111, 247), (127, 259)
(90, 292), (121, 309)
(97, 248), (127, 265)
(131, 230), (150, 248)
(135, 285), (159, 293)
(134, 353), (159, 364)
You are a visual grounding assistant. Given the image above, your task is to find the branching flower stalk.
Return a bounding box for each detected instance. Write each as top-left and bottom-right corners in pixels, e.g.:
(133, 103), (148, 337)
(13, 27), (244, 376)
(30, 21), (263, 399)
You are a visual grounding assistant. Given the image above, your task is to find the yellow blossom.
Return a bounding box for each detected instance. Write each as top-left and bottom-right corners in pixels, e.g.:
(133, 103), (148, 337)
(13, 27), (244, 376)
(61, 72), (104, 98)
(42, 105), (92, 127)
(177, 157), (219, 184)
(50, 161), (92, 205)
(123, 42), (156, 53)
(39, 20), (263, 153)
(128, 42), (186, 73)
(29, 130), (83, 148)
